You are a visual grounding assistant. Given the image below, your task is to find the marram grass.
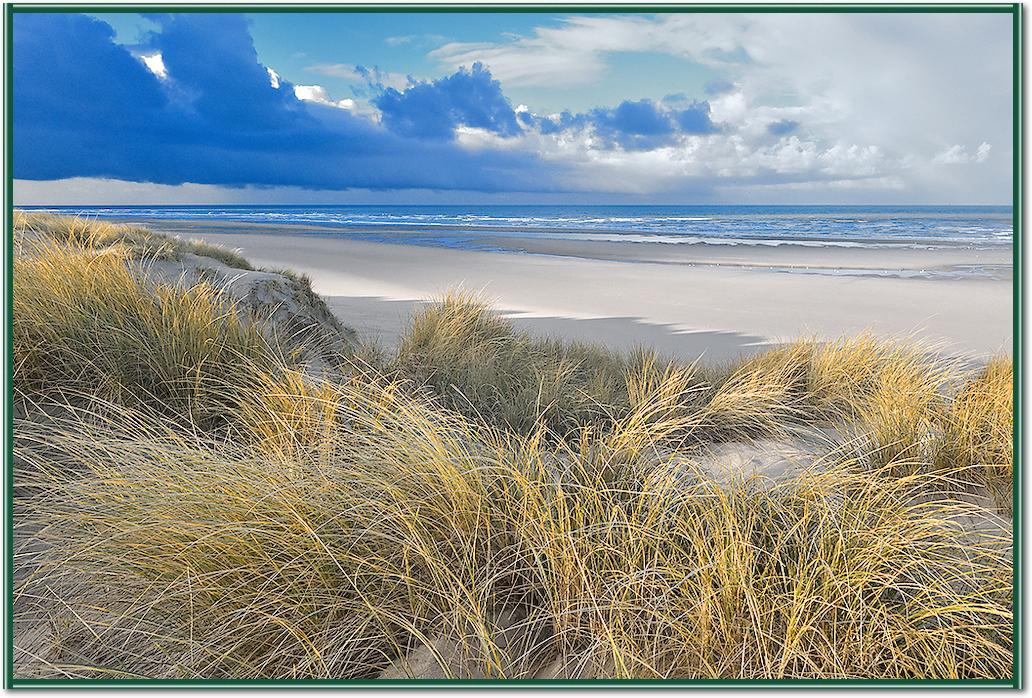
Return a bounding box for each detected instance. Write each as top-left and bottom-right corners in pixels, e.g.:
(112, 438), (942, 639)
(393, 290), (629, 433)
(13, 235), (284, 428)
(936, 356), (1015, 513)
(11, 215), (1014, 681)
(14, 391), (1012, 680)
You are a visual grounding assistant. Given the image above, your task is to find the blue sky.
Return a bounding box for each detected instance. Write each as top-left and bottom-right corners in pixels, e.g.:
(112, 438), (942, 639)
(13, 11), (1013, 204)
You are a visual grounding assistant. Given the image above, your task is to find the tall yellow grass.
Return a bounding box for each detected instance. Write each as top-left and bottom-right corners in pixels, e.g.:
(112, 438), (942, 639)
(394, 291), (629, 433)
(937, 357), (1014, 512)
(13, 237), (282, 427)
(15, 386), (1012, 679)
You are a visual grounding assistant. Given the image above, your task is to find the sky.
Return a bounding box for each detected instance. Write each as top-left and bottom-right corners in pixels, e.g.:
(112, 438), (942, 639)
(13, 10), (1014, 205)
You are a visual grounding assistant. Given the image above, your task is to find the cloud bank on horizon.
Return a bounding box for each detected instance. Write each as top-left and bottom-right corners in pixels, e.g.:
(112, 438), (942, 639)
(13, 11), (1013, 204)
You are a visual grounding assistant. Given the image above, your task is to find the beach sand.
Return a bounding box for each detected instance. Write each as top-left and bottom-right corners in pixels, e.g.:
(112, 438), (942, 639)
(149, 221), (1012, 363)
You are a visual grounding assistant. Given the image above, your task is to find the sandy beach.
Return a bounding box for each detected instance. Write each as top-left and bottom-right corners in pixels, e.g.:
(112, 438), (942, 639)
(143, 221), (1013, 363)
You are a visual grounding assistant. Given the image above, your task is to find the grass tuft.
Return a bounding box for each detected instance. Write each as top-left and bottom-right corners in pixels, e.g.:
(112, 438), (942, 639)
(15, 397), (1012, 679)
(394, 291), (628, 433)
(13, 236), (282, 427)
(936, 357), (1014, 512)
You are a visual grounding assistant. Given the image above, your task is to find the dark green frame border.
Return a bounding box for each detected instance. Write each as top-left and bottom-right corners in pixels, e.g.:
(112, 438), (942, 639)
(2, 1), (1022, 689)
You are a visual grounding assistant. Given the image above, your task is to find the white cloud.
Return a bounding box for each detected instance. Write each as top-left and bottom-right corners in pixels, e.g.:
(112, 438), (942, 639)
(431, 14), (747, 87)
(431, 13), (1010, 202)
(267, 67), (281, 89)
(933, 142), (992, 165)
(933, 145), (969, 165)
(139, 53), (167, 80)
(483, 110), (899, 199)
(87, 14), (1011, 204)
(293, 84), (359, 111)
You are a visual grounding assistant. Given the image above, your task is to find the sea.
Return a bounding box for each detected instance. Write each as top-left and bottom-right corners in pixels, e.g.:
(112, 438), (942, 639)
(21, 204), (1013, 251)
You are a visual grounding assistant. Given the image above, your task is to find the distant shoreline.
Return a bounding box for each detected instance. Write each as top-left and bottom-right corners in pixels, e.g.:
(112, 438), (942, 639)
(20, 204), (1013, 247)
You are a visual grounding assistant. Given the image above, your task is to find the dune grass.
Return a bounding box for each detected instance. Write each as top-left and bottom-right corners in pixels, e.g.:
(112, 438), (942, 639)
(936, 356), (1015, 512)
(13, 235), (285, 428)
(12, 215), (1014, 680)
(392, 299), (984, 464)
(15, 210), (255, 269)
(15, 383), (1012, 680)
(393, 291), (631, 433)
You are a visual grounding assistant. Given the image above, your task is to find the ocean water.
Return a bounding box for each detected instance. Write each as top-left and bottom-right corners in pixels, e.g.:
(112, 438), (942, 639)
(23, 205), (1013, 251)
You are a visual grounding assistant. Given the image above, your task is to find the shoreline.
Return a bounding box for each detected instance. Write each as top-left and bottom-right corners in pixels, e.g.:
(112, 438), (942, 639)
(110, 217), (1012, 280)
(133, 220), (1014, 363)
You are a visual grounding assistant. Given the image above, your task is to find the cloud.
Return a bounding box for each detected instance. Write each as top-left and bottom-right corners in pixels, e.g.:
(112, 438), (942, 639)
(670, 101), (720, 135)
(13, 12), (1012, 204)
(13, 13), (553, 192)
(429, 12), (1012, 202)
(597, 100), (674, 141)
(430, 14), (748, 87)
(516, 98), (718, 151)
(373, 63), (522, 140)
(292, 84), (358, 111)
(932, 142), (992, 165)
(140, 52), (168, 79)
(587, 98), (719, 149)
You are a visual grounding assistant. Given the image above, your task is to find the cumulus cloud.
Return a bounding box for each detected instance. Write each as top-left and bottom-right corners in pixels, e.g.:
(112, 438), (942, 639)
(429, 12), (1012, 201)
(933, 142), (992, 165)
(517, 98), (718, 151)
(373, 63), (522, 139)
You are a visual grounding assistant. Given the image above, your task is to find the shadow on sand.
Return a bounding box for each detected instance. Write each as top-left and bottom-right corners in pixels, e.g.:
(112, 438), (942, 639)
(323, 295), (772, 364)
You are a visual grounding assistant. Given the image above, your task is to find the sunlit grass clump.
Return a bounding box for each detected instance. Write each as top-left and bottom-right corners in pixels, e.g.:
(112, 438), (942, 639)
(936, 356), (1014, 512)
(12, 214), (1014, 681)
(394, 291), (630, 432)
(13, 236), (282, 427)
